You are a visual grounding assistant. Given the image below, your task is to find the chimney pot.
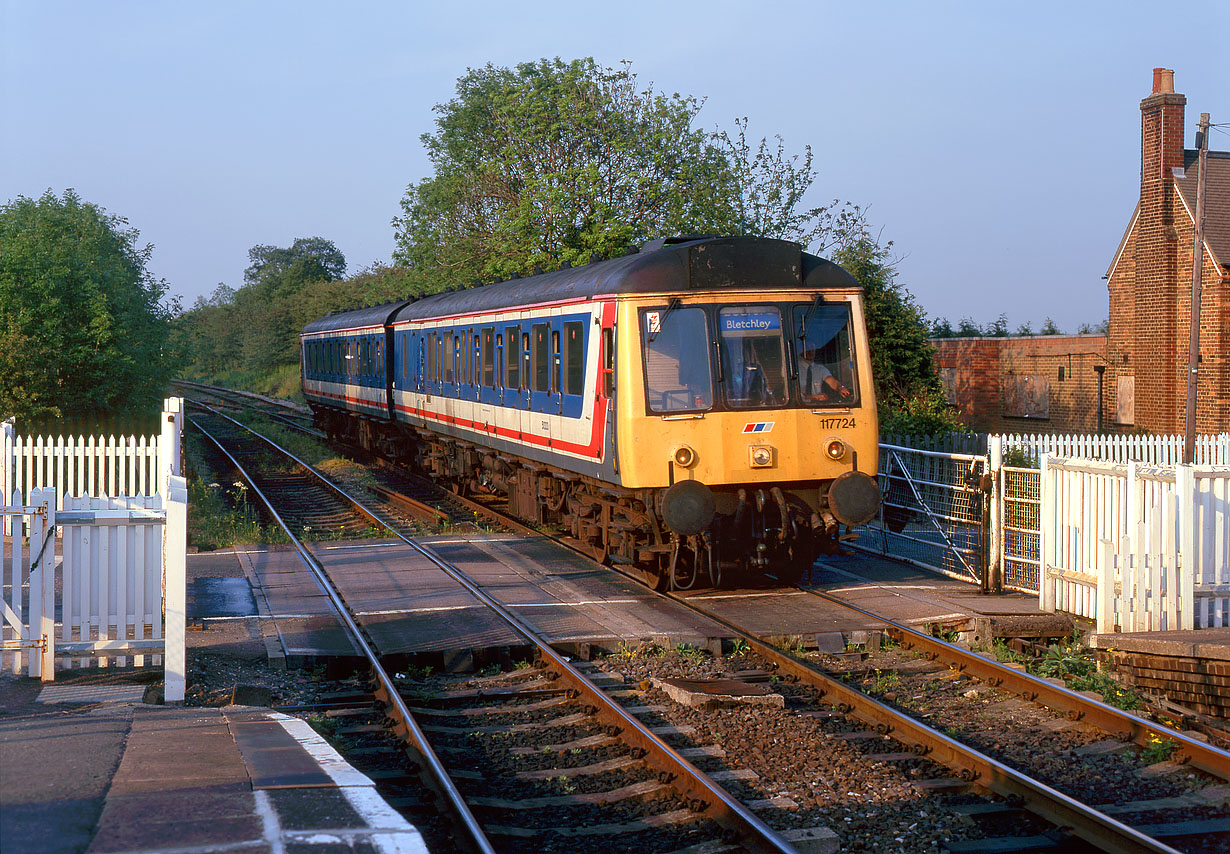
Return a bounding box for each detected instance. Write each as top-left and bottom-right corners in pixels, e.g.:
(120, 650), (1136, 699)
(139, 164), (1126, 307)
(1152, 67), (1175, 94)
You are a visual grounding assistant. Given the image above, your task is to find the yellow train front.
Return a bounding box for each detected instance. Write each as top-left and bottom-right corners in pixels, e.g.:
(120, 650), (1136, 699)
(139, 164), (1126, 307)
(608, 237), (879, 588)
(302, 236), (879, 590)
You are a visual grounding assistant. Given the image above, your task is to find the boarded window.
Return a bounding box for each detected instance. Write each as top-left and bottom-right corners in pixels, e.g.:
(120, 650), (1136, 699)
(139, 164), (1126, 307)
(939, 367), (959, 405)
(1117, 375), (1135, 424)
(1003, 375), (1049, 419)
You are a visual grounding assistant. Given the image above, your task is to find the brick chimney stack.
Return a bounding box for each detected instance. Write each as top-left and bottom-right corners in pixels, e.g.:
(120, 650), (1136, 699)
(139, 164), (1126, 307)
(1132, 68), (1188, 430)
(1142, 67), (1186, 181)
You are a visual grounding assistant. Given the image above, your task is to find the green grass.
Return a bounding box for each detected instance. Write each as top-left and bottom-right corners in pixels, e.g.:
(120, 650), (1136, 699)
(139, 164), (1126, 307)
(1030, 642), (1143, 710)
(187, 477), (287, 550)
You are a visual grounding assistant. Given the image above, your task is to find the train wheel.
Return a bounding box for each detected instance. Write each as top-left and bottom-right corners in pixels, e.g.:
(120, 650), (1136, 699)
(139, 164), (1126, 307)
(648, 562), (671, 593)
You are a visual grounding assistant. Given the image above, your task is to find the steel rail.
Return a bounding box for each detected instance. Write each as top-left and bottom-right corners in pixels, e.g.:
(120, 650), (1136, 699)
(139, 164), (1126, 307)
(188, 411), (497, 854)
(189, 404), (797, 854)
(654, 586), (1184, 854)
(801, 572), (1230, 780)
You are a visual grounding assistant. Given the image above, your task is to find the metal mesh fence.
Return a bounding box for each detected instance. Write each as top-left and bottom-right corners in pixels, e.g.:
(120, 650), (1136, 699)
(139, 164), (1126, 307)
(1001, 465), (1040, 593)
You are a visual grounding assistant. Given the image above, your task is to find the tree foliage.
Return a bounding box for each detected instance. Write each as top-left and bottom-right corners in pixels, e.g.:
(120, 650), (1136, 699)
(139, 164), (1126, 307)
(715, 117), (863, 252)
(175, 237), (347, 379)
(0, 190), (176, 420)
(392, 58), (859, 294)
(831, 236), (959, 435)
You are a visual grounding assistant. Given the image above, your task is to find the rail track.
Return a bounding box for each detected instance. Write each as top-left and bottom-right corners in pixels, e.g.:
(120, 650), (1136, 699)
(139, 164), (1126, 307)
(187, 402), (799, 853)
(181, 384), (1230, 852)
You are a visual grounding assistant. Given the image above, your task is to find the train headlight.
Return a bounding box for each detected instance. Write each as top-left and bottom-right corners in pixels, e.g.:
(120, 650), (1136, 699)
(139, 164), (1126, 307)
(672, 444), (697, 468)
(749, 445), (775, 468)
(825, 438), (847, 461)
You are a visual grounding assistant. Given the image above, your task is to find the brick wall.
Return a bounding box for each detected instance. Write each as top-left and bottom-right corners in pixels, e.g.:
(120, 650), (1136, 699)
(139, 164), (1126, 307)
(1105, 69), (1230, 434)
(932, 335), (1111, 433)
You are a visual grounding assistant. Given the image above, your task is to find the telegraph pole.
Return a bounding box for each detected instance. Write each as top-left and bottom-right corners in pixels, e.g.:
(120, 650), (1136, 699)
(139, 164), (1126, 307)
(1184, 112), (1210, 465)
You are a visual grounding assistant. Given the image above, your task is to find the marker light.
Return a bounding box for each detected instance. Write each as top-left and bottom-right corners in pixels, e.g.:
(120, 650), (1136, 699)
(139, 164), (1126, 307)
(673, 445), (697, 468)
(749, 445), (775, 468)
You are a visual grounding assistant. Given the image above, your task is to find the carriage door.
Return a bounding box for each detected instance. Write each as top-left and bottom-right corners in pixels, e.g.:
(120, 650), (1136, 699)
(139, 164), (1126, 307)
(560, 318), (585, 420)
(415, 334), (426, 395)
(529, 321), (558, 438)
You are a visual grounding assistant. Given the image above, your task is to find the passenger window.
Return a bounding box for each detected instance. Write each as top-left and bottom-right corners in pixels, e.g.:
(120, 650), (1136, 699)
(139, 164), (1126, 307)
(718, 306), (787, 408)
(563, 321), (584, 396)
(505, 327), (520, 389)
(532, 323), (550, 392)
(483, 328), (494, 387)
(444, 335), (455, 383)
(642, 306), (712, 413)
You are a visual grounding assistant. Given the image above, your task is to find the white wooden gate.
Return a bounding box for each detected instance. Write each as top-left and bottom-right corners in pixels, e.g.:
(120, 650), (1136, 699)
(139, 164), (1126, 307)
(0, 478), (187, 700)
(1039, 457), (1230, 633)
(2, 487), (56, 680)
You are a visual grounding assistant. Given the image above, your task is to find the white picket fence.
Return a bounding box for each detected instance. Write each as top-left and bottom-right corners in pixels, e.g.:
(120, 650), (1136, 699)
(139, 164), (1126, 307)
(1, 482), (187, 700)
(1000, 431), (1230, 466)
(1, 398), (182, 517)
(1039, 456), (1230, 633)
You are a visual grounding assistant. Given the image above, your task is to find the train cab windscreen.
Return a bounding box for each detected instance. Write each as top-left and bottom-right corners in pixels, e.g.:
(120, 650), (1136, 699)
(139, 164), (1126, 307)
(794, 302), (858, 406)
(642, 305), (713, 413)
(719, 306), (788, 408)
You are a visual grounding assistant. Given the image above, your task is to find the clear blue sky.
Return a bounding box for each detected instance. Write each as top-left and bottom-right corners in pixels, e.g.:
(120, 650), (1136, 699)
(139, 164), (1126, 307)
(3, 1), (1226, 332)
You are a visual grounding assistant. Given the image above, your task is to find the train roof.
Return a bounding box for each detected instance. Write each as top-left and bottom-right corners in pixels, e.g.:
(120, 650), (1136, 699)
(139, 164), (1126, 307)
(300, 237), (857, 335)
(390, 237), (857, 324)
(300, 301), (410, 336)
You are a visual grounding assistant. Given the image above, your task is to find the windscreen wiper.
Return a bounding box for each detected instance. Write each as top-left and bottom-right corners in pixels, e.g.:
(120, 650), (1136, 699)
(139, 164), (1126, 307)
(798, 293), (825, 341)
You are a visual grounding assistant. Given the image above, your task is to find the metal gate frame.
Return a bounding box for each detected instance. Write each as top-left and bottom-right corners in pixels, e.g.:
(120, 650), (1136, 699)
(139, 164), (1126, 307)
(855, 443), (989, 586)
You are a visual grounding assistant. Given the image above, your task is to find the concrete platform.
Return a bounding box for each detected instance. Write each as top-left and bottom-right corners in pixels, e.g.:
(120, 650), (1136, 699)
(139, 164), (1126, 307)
(1089, 627), (1230, 659)
(0, 672), (428, 854)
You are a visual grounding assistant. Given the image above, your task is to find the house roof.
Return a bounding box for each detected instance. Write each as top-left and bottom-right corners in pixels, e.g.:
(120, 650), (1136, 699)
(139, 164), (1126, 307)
(1175, 149), (1230, 269)
(1105, 148), (1230, 279)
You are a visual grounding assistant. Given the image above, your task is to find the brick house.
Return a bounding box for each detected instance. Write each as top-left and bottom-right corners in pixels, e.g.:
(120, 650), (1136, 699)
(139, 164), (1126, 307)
(933, 68), (1228, 435)
(1105, 68), (1229, 434)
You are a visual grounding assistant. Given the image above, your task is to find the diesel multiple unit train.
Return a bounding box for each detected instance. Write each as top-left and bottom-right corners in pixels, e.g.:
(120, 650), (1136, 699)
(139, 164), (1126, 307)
(301, 236), (880, 589)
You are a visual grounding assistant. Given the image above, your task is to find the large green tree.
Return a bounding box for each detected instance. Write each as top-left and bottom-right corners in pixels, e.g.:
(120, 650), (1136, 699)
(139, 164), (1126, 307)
(398, 59), (753, 291)
(832, 236), (959, 435)
(0, 190), (176, 420)
(393, 58), (866, 296)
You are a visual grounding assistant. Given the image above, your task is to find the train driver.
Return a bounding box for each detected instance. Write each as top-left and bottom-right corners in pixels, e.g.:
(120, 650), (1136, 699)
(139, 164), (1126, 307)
(801, 349), (851, 402)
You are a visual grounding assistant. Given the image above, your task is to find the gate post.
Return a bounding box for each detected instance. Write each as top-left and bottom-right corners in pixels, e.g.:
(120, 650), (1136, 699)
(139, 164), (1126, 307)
(164, 475), (188, 703)
(2, 419), (12, 537)
(1176, 464), (1196, 630)
(987, 436), (1003, 594)
(159, 398), (183, 497)
(1039, 454), (1055, 613)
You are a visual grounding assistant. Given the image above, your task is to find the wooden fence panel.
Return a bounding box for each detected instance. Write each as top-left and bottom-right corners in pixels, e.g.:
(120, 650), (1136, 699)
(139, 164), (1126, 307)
(1043, 457), (1230, 632)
